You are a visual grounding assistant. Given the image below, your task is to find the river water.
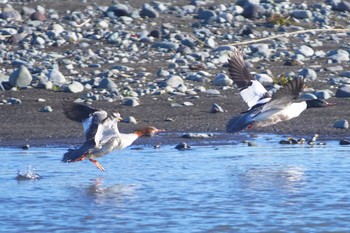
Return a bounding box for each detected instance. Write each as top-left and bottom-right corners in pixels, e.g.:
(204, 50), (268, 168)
(1, 134), (349, 232)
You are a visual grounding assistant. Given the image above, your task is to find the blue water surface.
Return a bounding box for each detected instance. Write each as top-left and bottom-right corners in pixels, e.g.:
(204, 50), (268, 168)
(0, 134), (349, 232)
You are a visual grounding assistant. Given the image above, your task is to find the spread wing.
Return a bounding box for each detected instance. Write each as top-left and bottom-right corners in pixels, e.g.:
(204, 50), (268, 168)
(261, 76), (304, 112)
(62, 102), (100, 122)
(228, 49), (271, 109)
(63, 102), (108, 142)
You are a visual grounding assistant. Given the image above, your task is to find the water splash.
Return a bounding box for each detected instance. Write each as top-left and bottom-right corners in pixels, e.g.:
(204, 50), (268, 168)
(16, 165), (41, 181)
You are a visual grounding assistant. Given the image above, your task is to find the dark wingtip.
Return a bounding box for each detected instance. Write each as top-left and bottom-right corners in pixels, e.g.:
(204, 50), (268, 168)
(226, 113), (255, 134)
(62, 102), (98, 122)
(283, 76), (305, 97)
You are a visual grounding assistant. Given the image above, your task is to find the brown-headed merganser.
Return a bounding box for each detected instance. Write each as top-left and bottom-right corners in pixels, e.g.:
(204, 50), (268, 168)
(62, 102), (163, 171)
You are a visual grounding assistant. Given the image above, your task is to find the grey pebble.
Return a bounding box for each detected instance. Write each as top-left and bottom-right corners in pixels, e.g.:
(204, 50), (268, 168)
(181, 133), (212, 139)
(213, 73), (233, 86)
(210, 103), (224, 113)
(298, 68), (317, 81)
(334, 119), (349, 129)
(335, 85), (350, 98)
(9, 65), (32, 88)
(140, 3), (159, 18)
(122, 116), (137, 124)
(40, 106), (53, 112)
(123, 98), (140, 107)
(66, 81), (84, 93)
(175, 142), (191, 150)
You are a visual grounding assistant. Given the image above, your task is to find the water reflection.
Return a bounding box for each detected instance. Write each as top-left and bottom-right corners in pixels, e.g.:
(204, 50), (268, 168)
(237, 166), (305, 192)
(84, 178), (139, 206)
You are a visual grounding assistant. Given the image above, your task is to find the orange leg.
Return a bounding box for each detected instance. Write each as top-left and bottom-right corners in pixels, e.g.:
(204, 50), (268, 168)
(247, 123), (254, 129)
(89, 159), (106, 172)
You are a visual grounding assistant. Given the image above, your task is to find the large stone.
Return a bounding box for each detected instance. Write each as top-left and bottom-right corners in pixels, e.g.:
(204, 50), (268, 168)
(152, 42), (179, 51)
(213, 73), (233, 86)
(255, 73), (274, 86)
(123, 98), (140, 107)
(140, 3), (159, 18)
(298, 68), (317, 81)
(66, 81), (84, 93)
(327, 49), (350, 63)
(122, 116), (137, 124)
(165, 75), (184, 88)
(290, 10), (313, 19)
(297, 45), (314, 57)
(9, 65), (32, 88)
(197, 9), (216, 21)
(314, 90), (332, 99)
(106, 4), (132, 17)
(335, 85), (350, 97)
(98, 78), (117, 91)
(48, 68), (66, 85)
(242, 3), (265, 19)
(334, 119), (349, 129)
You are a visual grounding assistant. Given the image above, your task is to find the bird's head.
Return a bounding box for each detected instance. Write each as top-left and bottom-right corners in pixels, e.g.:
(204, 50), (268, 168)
(110, 112), (123, 121)
(306, 99), (335, 109)
(133, 126), (165, 137)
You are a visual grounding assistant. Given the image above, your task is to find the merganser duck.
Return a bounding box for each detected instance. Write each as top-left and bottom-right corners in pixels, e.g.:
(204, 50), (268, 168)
(62, 102), (163, 171)
(226, 49), (333, 133)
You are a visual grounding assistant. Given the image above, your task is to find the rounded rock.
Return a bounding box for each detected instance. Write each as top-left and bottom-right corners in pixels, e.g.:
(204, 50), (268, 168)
(165, 75), (184, 88)
(255, 73), (274, 86)
(175, 142), (191, 150)
(9, 65), (32, 88)
(335, 85), (350, 98)
(123, 98), (140, 107)
(66, 81), (84, 93)
(41, 106), (53, 112)
(297, 45), (314, 57)
(122, 116), (137, 124)
(213, 73), (233, 86)
(298, 68), (317, 81)
(290, 10), (313, 19)
(98, 78), (118, 91)
(210, 103), (224, 113)
(140, 3), (159, 18)
(334, 119), (349, 129)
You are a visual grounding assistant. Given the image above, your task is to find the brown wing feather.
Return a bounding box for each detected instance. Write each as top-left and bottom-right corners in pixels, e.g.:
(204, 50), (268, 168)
(271, 77), (304, 101)
(62, 102), (99, 122)
(227, 49), (255, 91)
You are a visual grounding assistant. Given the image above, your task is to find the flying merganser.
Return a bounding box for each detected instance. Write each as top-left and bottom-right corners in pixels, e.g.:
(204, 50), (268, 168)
(226, 49), (333, 133)
(62, 102), (163, 171)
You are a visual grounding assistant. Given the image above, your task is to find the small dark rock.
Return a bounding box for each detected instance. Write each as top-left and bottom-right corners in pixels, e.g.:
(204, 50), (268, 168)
(339, 139), (350, 145)
(210, 103), (224, 113)
(175, 142), (191, 150)
(242, 4), (266, 19)
(21, 144), (30, 150)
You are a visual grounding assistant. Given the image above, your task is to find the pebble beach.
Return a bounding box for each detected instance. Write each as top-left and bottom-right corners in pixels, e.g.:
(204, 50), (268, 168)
(0, 0), (349, 147)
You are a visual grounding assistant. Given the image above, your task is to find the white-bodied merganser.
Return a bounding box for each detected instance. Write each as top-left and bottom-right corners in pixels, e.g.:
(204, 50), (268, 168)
(226, 49), (333, 133)
(62, 102), (164, 171)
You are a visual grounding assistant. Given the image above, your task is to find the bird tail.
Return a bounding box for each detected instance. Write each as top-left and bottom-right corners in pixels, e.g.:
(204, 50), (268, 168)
(226, 112), (255, 134)
(62, 143), (93, 163)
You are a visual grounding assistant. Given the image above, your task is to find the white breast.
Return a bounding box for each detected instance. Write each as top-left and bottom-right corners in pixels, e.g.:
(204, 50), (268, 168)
(254, 102), (307, 127)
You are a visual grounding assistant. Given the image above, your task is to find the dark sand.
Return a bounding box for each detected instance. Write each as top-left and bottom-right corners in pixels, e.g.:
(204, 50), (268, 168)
(1, 87), (349, 147)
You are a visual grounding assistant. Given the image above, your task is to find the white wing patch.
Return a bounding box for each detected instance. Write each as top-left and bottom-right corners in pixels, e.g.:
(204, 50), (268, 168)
(82, 116), (93, 136)
(240, 80), (270, 109)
